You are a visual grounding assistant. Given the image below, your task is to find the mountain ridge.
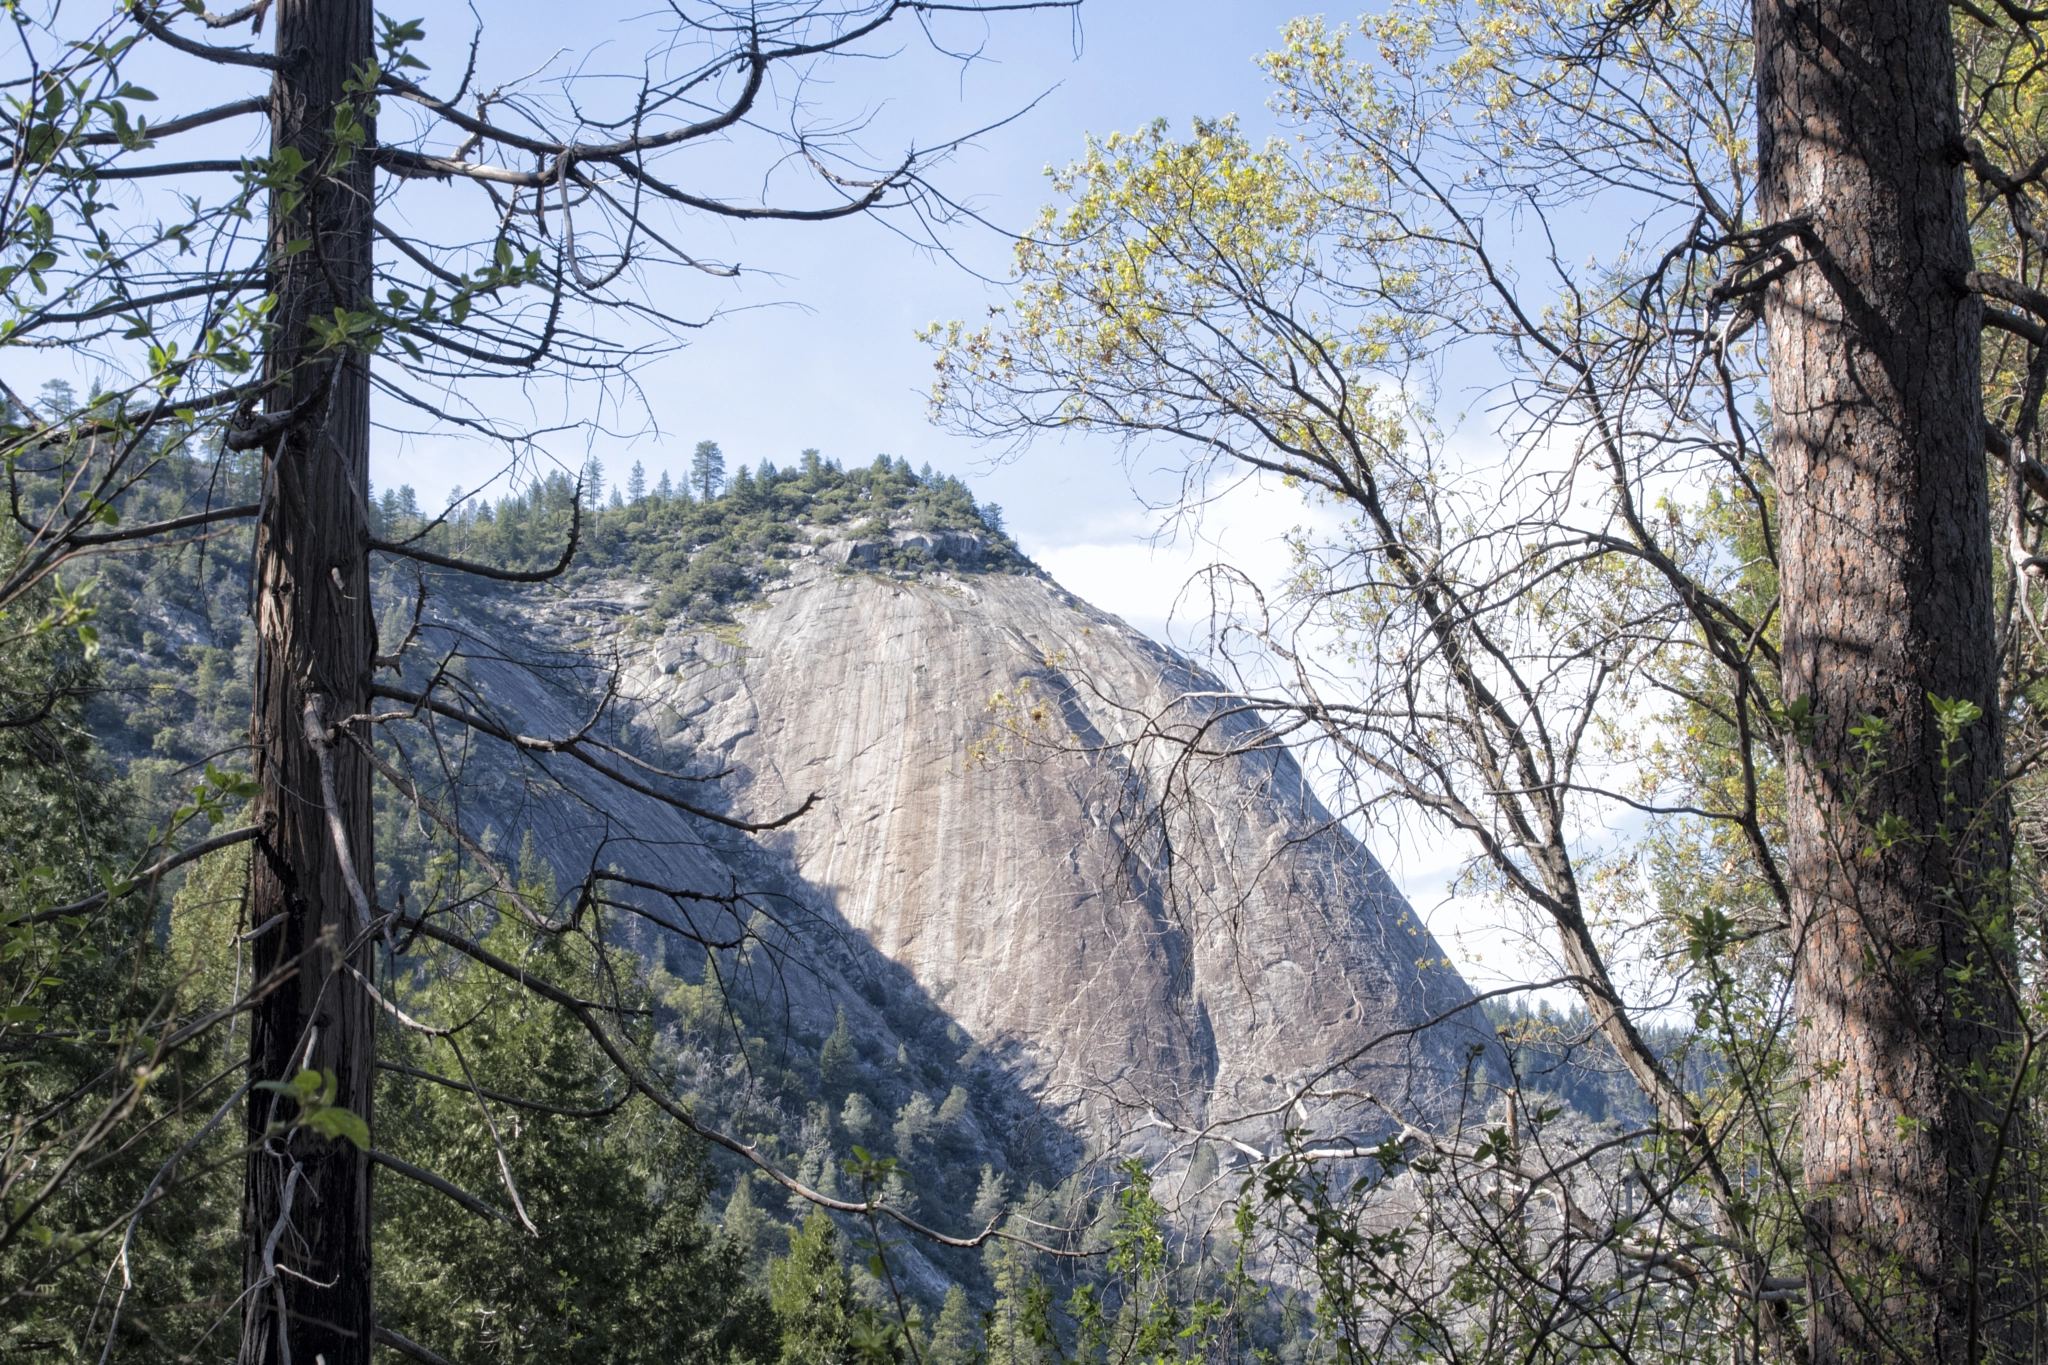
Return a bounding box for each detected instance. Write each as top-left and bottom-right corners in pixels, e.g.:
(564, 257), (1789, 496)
(86, 449), (1490, 1304)
(439, 516), (1490, 1146)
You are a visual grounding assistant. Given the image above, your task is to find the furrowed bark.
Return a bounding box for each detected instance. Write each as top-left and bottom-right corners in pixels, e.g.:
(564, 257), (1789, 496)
(241, 3), (378, 1362)
(1756, 0), (2020, 1358)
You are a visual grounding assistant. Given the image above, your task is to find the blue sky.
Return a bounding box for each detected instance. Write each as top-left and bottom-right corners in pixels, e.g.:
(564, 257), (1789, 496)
(365, 0), (1324, 644)
(375, 0), (1560, 988)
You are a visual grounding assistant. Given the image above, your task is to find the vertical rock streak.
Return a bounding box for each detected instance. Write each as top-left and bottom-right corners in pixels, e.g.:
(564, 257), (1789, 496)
(631, 570), (1482, 1137)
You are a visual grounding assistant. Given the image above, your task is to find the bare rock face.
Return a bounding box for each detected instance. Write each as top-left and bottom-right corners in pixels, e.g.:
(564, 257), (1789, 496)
(615, 556), (1484, 1144)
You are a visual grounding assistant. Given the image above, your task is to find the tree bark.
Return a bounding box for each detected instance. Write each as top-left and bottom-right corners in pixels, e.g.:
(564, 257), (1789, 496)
(242, 2), (378, 1362)
(1756, 0), (2018, 1360)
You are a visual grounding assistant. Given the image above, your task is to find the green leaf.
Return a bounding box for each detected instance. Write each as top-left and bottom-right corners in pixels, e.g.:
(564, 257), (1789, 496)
(305, 1106), (370, 1150)
(23, 125), (60, 164)
(256, 1067), (333, 1103)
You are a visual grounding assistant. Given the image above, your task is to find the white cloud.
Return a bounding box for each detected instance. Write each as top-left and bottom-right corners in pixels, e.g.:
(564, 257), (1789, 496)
(1026, 467), (1351, 644)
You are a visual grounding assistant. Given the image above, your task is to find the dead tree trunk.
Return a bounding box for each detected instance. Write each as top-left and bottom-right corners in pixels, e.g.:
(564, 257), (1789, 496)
(1756, 0), (2017, 1359)
(242, 2), (378, 1361)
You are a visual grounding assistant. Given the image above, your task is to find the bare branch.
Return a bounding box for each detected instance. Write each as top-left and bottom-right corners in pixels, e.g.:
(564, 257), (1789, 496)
(369, 1149), (509, 1225)
(130, 3), (284, 69)
(25, 825), (259, 925)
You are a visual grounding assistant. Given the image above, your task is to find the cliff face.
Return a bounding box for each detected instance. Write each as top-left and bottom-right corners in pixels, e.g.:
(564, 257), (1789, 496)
(562, 539), (1485, 1145)
(428, 529), (1481, 1160)
(91, 447), (1481, 1160)
(86, 458), (1482, 1297)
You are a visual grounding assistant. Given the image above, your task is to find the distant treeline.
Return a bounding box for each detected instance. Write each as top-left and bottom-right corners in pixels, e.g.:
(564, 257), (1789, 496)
(1483, 999), (1705, 1127)
(371, 446), (1027, 622)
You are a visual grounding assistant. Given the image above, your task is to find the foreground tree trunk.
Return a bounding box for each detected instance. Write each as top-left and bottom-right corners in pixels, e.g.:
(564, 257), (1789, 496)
(242, 2), (378, 1361)
(1757, 0), (2018, 1359)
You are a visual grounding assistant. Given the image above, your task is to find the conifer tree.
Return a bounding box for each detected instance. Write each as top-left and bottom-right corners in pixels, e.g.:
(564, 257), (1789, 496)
(841, 1091), (881, 1146)
(720, 1176), (779, 1272)
(928, 1286), (983, 1365)
(767, 1211), (857, 1365)
(819, 1005), (856, 1092)
(893, 1091), (937, 1163)
(693, 439), (728, 501)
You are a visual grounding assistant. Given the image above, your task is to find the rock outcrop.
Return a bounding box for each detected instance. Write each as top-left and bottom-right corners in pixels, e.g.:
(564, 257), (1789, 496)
(453, 543), (1488, 1153)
